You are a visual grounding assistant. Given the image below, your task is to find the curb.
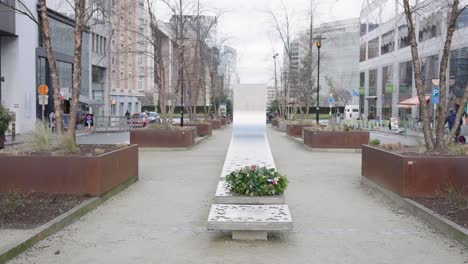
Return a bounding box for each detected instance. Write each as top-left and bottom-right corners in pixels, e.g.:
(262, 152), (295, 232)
(0, 176), (138, 264)
(361, 177), (468, 247)
(286, 135), (362, 153)
(138, 135), (209, 152)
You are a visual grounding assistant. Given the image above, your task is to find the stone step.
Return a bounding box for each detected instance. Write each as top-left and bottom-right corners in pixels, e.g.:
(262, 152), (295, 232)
(207, 204), (293, 240)
(214, 181), (285, 205)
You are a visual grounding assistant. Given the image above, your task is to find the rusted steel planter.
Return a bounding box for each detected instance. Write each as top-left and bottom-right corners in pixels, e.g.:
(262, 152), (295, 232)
(303, 129), (369, 149)
(208, 119), (221, 129)
(362, 145), (468, 198)
(130, 127), (197, 148)
(184, 122), (212, 137)
(0, 145), (138, 196)
(221, 118), (227, 126)
(272, 119), (279, 127)
(286, 123), (314, 137)
(0, 133), (4, 149)
(130, 127), (196, 148)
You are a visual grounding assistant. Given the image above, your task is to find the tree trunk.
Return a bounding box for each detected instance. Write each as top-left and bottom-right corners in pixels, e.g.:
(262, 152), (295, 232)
(38, 0), (62, 135)
(403, 0), (434, 150)
(67, 0), (86, 143)
(434, 0), (460, 152)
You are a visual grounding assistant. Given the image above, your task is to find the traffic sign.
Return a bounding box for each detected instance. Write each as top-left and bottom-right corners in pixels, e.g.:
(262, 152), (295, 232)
(38, 84), (49, 95)
(39, 95), (49, 105)
(431, 87), (439, 104)
(328, 97), (335, 105)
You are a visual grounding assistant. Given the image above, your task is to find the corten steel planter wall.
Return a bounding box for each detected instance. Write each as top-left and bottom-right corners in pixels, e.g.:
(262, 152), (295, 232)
(272, 119), (279, 127)
(286, 123), (313, 137)
(0, 145), (138, 196)
(0, 133), (4, 149)
(208, 119), (221, 129)
(362, 145), (468, 198)
(303, 129), (370, 149)
(221, 118), (227, 126)
(184, 123), (212, 137)
(130, 127), (196, 147)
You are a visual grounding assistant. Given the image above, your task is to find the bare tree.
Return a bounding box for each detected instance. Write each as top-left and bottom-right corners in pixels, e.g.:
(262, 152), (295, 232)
(325, 76), (351, 107)
(403, 0), (468, 152)
(267, 1), (294, 119)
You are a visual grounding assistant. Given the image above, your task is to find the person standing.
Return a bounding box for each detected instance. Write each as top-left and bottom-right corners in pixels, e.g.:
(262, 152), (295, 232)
(49, 111), (55, 133)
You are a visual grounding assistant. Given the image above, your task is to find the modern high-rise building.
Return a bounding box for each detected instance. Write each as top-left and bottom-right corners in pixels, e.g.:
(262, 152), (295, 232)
(285, 18), (360, 107)
(359, 0), (468, 123)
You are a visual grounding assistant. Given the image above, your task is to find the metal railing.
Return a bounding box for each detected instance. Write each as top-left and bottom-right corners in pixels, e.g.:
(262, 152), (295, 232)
(94, 116), (132, 132)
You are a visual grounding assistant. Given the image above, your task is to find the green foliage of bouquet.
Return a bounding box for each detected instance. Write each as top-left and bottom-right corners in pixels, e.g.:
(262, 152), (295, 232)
(225, 165), (288, 196)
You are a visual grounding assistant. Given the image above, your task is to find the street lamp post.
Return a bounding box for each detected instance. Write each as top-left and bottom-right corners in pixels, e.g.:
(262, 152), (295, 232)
(273, 53), (279, 104)
(314, 35), (325, 124)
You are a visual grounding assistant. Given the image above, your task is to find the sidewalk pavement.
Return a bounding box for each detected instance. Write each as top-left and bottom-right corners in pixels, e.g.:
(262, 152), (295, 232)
(8, 127), (467, 264)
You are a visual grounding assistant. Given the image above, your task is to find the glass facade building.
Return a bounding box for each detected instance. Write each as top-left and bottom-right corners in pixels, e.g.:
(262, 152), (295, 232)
(359, 0), (468, 122)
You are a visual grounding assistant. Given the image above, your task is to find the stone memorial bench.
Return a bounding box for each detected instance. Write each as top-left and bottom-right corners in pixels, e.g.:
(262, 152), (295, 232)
(207, 204), (293, 240)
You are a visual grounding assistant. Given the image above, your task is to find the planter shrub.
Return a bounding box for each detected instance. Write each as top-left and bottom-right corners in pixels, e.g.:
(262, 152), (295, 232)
(0, 105), (13, 149)
(225, 165), (288, 196)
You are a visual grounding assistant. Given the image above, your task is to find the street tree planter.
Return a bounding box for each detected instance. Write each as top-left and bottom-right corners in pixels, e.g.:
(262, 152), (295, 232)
(304, 129), (369, 149)
(130, 127), (197, 148)
(272, 119), (279, 127)
(221, 117), (227, 126)
(286, 123), (314, 137)
(208, 119), (221, 129)
(0, 132), (5, 149)
(184, 122), (213, 137)
(0, 145), (138, 196)
(362, 145), (468, 198)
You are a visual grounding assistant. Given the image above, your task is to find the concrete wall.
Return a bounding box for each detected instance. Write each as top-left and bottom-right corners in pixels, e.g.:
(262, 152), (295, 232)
(0, 4), (37, 134)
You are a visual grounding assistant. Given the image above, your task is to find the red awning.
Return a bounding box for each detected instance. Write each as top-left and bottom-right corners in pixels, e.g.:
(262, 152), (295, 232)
(398, 95), (430, 108)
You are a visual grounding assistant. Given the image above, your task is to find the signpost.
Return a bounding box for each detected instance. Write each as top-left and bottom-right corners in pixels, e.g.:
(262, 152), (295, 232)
(328, 96), (335, 119)
(38, 84), (49, 120)
(431, 86), (439, 130)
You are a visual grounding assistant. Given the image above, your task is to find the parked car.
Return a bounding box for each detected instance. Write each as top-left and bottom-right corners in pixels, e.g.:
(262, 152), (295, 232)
(147, 111), (161, 123)
(131, 113), (149, 128)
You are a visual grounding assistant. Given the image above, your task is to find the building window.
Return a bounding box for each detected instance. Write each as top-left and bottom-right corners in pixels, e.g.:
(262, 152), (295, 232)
(398, 24), (410, 49)
(419, 11), (442, 42)
(360, 18), (367, 36)
(457, 8), (468, 29)
(360, 43), (366, 62)
(399, 61), (413, 102)
(138, 76), (143, 90)
(421, 54), (439, 95)
(368, 69), (377, 117)
(449, 48), (468, 97)
(359, 72), (365, 113)
(138, 53), (143, 66)
(368, 37), (379, 59)
(368, 8), (380, 33)
(381, 30), (395, 55)
(381, 0), (396, 25)
(382, 65), (393, 119)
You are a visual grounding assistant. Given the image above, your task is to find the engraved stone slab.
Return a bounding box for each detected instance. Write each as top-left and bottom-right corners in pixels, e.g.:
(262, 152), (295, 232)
(214, 181), (285, 205)
(207, 204), (293, 231)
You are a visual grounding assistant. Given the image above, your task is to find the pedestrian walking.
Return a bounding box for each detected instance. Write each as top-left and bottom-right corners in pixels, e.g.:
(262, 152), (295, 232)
(445, 109), (462, 143)
(49, 111), (55, 133)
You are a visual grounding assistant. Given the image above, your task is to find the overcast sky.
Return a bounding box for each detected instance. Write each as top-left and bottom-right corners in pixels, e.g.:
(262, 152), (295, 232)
(159, 0), (364, 84)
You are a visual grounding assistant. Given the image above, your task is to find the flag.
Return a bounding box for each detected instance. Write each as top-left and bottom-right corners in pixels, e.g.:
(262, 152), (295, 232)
(352, 89), (359, 97)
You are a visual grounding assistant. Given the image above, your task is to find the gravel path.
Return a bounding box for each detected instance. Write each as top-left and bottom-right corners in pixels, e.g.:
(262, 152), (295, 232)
(8, 127), (467, 263)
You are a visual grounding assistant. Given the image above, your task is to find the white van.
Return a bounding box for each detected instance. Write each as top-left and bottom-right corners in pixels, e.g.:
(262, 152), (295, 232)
(344, 105), (360, 120)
